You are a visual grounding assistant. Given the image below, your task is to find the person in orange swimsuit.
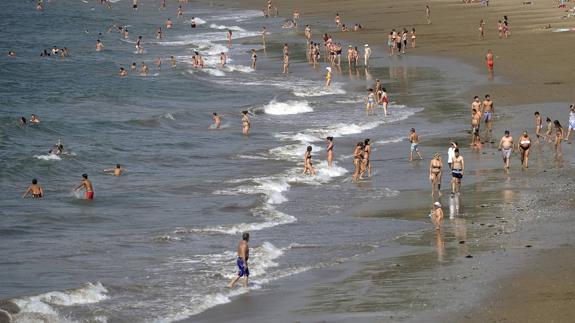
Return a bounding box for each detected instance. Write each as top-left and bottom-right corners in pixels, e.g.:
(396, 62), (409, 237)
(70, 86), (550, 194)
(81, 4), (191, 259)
(486, 49), (494, 76)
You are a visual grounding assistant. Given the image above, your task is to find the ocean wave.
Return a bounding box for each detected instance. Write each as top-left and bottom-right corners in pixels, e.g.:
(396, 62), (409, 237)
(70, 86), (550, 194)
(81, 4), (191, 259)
(34, 154), (61, 161)
(263, 99), (313, 115)
(209, 24), (246, 32)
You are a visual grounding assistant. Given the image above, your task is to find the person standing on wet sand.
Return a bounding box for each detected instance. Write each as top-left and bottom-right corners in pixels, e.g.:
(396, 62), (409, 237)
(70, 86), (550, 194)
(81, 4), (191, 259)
(22, 179), (44, 198)
(471, 109), (481, 147)
(518, 131), (531, 168)
(565, 104), (575, 143)
(303, 146), (317, 176)
(534, 111), (542, 142)
(74, 174), (94, 200)
(486, 50), (494, 78)
(409, 128), (423, 161)
(326, 137), (334, 167)
(554, 120), (564, 155)
(498, 130), (514, 170)
(429, 153), (443, 199)
(451, 148), (464, 196)
(482, 94), (494, 138)
(228, 232), (250, 288)
(447, 141), (457, 170)
(363, 44), (371, 67)
(241, 111), (250, 135)
(425, 4), (431, 24)
(432, 202), (443, 231)
(104, 164), (127, 176)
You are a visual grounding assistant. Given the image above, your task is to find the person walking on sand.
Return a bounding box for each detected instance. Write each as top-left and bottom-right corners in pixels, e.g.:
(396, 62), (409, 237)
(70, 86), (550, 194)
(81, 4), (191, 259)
(326, 136), (334, 167)
(425, 4), (431, 24)
(429, 153), (443, 199)
(241, 111), (250, 135)
(411, 28), (417, 48)
(432, 202), (443, 231)
(518, 131), (531, 168)
(104, 164), (127, 176)
(447, 141), (458, 170)
(409, 128), (423, 161)
(471, 109), (481, 147)
(303, 146), (317, 176)
(534, 111), (542, 142)
(565, 104), (575, 143)
(22, 179), (44, 198)
(482, 94), (494, 138)
(74, 174), (94, 200)
(363, 44), (371, 67)
(378, 87), (389, 116)
(451, 149), (464, 196)
(479, 19), (485, 40)
(228, 232), (250, 288)
(486, 49), (494, 78)
(554, 120), (564, 155)
(498, 130), (514, 170)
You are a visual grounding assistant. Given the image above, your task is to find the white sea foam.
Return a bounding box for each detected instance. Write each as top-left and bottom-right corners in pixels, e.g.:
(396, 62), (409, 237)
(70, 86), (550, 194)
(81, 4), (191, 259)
(34, 154), (61, 161)
(263, 100), (313, 115)
(292, 82), (346, 97)
(209, 24), (246, 32)
(204, 10), (263, 22)
(185, 17), (206, 25)
(202, 68), (226, 77)
(12, 282), (109, 320)
(223, 64), (253, 73)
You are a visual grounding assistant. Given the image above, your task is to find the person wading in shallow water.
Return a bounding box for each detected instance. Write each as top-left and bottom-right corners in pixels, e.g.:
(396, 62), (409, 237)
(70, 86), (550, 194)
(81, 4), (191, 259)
(228, 232), (250, 288)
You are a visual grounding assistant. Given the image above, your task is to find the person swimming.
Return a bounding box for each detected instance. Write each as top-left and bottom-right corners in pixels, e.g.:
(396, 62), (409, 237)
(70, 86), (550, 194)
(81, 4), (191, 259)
(22, 178), (44, 198)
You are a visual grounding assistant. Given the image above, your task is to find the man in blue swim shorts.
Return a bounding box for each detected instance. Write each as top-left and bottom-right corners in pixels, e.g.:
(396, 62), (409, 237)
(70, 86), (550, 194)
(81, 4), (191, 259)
(228, 232), (250, 288)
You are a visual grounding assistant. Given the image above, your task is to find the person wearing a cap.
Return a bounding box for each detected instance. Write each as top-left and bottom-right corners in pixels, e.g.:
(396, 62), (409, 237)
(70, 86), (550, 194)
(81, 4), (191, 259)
(325, 67), (332, 87)
(364, 44), (371, 67)
(432, 202), (443, 230)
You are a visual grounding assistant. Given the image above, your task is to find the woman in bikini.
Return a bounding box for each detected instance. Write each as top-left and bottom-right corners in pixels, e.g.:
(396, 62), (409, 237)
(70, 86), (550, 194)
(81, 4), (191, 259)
(429, 153), (443, 199)
(241, 111), (250, 135)
(303, 146), (316, 175)
(411, 28), (417, 48)
(379, 87), (389, 116)
(352, 142), (364, 182)
(365, 88), (376, 116)
(518, 131), (531, 168)
(326, 137), (334, 167)
(361, 139), (371, 178)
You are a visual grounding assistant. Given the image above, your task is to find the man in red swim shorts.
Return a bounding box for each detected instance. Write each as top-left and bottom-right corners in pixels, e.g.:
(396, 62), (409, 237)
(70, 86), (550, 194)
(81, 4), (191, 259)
(486, 49), (494, 71)
(74, 173), (95, 200)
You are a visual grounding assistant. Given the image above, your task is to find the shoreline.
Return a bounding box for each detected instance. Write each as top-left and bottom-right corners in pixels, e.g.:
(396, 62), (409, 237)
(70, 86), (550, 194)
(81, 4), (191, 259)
(190, 0), (575, 322)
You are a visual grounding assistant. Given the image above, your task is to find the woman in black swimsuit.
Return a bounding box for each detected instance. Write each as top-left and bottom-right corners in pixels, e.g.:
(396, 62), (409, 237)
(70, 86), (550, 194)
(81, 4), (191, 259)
(303, 146), (316, 175)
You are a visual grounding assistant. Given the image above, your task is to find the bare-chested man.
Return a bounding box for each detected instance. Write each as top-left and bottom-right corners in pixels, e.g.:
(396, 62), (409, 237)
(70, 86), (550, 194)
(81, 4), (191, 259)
(451, 148), (464, 195)
(22, 179), (44, 198)
(482, 94), (494, 136)
(471, 109), (481, 146)
(409, 128), (423, 161)
(471, 96), (482, 115)
(241, 110), (250, 135)
(498, 130), (514, 170)
(228, 232), (250, 288)
(74, 174), (94, 200)
(104, 164), (127, 176)
(119, 67), (128, 77)
(96, 39), (104, 51)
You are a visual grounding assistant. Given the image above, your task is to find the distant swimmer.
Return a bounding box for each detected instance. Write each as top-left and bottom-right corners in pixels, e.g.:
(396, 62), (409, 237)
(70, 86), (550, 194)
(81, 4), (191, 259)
(130, 62), (137, 72)
(211, 112), (222, 129)
(365, 88), (376, 116)
(155, 57), (162, 70)
(156, 27), (163, 39)
(498, 130), (514, 170)
(30, 114), (40, 124)
(177, 5), (183, 17)
(409, 128), (423, 161)
(119, 67), (128, 77)
(326, 136), (334, 167)
(23, 179), (44, 198)
(171, 56), (177, 69)
(432, 202), (443, 231)
(518, 131), (531, 168)
(136, 36), (143, 54)
(250, 49), (257, 69)
(74, 173), (94, 200)
(429, 152), (443, 199)
(565, 104), (575, 143)
(241, 110), (251, 135)
(282, 53), (289, 74)
(49, 139), (64, 155)
(104, 164), (127, 176)
(166, 18), (173, 29)
(140, 62), (149, 76)
(96, 39), (104, 51)
(450, 148), (464, 196)
(325, 67), (332, 87)
(190, 17), (197, 28)
(7, 51), (16, 57)
(228, 232), (250, 288)
(363, 44), (371, 67)
(534, 111), (542, 142)
(303, 146), (317, 175)
(132, 0), (138, 10)
(227, 30), (233, 48)
(19, 116), (27, 127)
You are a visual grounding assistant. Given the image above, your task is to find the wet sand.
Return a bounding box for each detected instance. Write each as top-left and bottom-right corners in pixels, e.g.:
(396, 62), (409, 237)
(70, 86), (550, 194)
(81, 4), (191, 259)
(188, 0), (575, 321)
